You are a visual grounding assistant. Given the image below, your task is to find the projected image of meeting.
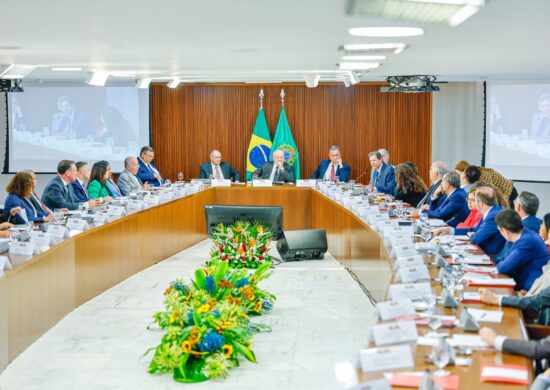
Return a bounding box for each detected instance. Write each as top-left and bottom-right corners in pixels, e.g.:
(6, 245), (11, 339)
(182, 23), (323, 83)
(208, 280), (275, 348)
(8, 86), (149, 172)
(486, 82), (550, 181)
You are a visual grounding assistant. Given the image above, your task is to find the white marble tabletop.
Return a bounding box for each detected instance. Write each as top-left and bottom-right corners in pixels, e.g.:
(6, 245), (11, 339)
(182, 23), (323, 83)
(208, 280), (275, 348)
(0, 240), (377, 390)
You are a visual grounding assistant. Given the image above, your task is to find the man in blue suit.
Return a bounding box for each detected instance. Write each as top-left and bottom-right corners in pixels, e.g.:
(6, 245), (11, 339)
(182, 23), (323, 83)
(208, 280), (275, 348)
(199, 150), (240, 181)
(137, 146), (163, 187)
(311, 146), (351, 183)
(436, 185), (506, 256)
(494, 210), (550, 291)
(423, 172), (469, 227)
(70, 161), (90, 202)
(368, 150), (396, 195)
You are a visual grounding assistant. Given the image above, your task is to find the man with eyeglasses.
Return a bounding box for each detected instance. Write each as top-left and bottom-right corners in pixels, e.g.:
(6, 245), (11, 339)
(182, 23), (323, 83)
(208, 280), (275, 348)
(199, 149), (240, 182)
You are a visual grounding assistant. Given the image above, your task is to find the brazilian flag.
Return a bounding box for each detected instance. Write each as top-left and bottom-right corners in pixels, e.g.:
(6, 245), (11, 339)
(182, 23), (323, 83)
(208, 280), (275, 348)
(270, 107), (300, 179)
(246, 108), (272, 180)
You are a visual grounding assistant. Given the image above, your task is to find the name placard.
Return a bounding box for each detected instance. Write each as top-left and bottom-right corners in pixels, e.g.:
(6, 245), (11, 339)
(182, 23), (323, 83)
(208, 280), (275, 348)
(47, 224), (69, 239)
(359, 345), (414, 373)
(372, 320), (418, 346)
(383, 226), (414, 238)
(93, 213), (107, 225)
(173, 187), (187, 197)
(397, 264), (431, 283)
(108, 205), (125, 217)
(367, 214), (389, 225)
(0, 255), (12, 276)
(211, 179), (232, 187)
(392, 244), (419, 259)
(29, 231), (53, 247)
(126, 199), (144, 211)
(389, 235), (412, 247)
(394, 255), (425, 269)
(375, 219), (398, 231)
(376, 299), (416, 321)
(159, 192), (174, 202)
(296, 179), (317, 188)
(252, 179), (273, 187)
(9, 241), (37, 256)
(389, 282), (433, 301)
(66, 218), (88, 232)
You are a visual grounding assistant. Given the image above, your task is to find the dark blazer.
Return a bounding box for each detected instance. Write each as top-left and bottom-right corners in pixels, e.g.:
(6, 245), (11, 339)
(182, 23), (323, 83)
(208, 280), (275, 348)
(41, 176), (80, 211)
(394, 189), (426, 207)
(502, 285), (550, 312)
(70, 180), (89, 202)
(51, 110), (92, 139)
(502, 336), (550, 360)
(424, 188), (469, 227)
(253, 161), (295, 183)
(455, 205), (506, 256)
(311, 160), (351, 183)
(4, 193), (49, 224)
(416, 180), (442, 209)
(199, 161), (240, 182)
(524, 215), (543, 233)
(137, 157), (162, 187)
(496, 229), (550, 291)
(371, 163), (396, 195)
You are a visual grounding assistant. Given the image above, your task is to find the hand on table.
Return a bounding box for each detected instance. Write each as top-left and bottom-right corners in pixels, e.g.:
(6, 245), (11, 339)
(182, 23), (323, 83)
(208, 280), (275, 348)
(433, 228), (451, 236)
(479, 327), (497, 346)
(479, 288), (499, 306)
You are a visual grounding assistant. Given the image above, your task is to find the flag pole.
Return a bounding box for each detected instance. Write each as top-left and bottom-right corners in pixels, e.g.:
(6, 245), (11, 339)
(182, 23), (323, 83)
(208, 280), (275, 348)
(280, 88), (285, 107)
(259, 89), (264, 110)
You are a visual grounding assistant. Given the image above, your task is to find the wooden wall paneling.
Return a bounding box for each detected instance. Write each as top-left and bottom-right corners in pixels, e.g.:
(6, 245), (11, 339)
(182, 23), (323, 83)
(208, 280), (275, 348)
(0, 275), (8, 372)
(75, 217), (140, 305)
(7, 240), (75, 359)
(150, 83), (432, 186)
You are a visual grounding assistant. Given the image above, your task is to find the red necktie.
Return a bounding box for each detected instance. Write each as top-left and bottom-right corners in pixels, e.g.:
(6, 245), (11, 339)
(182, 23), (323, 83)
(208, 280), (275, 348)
(330, 165), (335, 182)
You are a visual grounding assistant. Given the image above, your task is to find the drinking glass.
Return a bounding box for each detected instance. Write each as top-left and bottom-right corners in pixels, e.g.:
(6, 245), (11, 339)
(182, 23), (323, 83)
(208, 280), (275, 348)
(334, 176), (340, 184)
(423, 294), (436, 314)
(421, 226), (432, 242)
(53, 208), (64, 223)
(177, 172), (184, 182)
(427, 316), (443, 337)
(252, 173), (258, 181)
(431, 337), (451, 376)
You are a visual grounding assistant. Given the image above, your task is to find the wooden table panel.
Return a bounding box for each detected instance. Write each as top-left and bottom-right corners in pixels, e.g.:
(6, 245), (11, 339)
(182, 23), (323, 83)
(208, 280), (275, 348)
(0, 275), (8, 372)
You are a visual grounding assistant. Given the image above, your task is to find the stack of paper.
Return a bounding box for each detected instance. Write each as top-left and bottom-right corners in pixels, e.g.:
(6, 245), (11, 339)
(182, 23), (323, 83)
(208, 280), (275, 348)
(467, 278), (516, 287)
(480, 364), (529, 385)
(385, 372), (460, 390)
(449, 334), (490, 348)
(465, 308), (504, 323)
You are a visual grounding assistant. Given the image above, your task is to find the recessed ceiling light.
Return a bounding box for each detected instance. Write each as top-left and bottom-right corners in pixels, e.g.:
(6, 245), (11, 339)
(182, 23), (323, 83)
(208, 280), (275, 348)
(343, 43), (407, 54)
(51, 67), (82, 71)
(348, 27), (424, 37)
(86, 71), (109, 86)
(167, 78), (181, 88)
(111, 72), (137, 78)
(339, 62), (380, 70)
(341, 55), (386, 61)
(136, 78), (152, 89)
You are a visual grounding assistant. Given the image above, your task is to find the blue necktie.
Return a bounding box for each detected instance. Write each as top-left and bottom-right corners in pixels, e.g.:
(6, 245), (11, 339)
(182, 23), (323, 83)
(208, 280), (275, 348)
(373, 170), (380, 187)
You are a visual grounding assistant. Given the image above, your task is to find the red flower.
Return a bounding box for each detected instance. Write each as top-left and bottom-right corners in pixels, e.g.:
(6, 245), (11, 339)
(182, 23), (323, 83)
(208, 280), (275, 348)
(219, 245), (224, 251)
(259, 256), (263, 260)
(260, 247), (267, 253)
(242, 243), (247, 251)
(222, 255), (228, 260)
(241, 257), (246, 262)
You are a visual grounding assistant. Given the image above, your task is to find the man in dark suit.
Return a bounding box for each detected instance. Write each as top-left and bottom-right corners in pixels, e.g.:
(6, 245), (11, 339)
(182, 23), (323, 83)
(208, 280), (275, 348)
(51, 96), (92, 139)
(42, 160), (100, 210)
(311, 145), (351, 183)
(417, 161), (448, 209)
(423, 172), (469, 227)
(199, 150), (240, 181)
(70, 161), (90, 202)
(368, 150), (396, 195)
(137, 146), (163, 187)
(436, 185), (506, 256)
(480, 325), (550, 361)
(253, 149), (294, 183)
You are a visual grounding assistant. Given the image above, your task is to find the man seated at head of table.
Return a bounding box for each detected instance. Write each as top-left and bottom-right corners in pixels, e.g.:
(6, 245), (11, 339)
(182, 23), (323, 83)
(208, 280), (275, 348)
(87, 161), (117, 201)
(393, 163), (427, 206)
(368, 150), (396, 194)
(311, 145), (351, 183)
(42, 160), (100, 211)
(118, 156), (150, 196)
(70, 161), (90, 202)
(137, 146), (163, 187)
(252, 149), (295, 183)
(416, 161), (448, 209)
(421, 171), (469, 227)
(4, 172), (55, 224)
(199, 149), (240, 182)
(435, 184), (506, 257)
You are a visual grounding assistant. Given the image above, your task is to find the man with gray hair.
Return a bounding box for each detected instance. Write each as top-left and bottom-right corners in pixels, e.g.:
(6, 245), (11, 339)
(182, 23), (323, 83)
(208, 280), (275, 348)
(515, 191), (542, 232)
(311, 145), (351, 182)
(378, 148), (393, 167)
(417, 160), (448, 208)
(253, 149), (295, 183)
(199, 149), (240, 181)
(118, 156), (150, 195)
(422, 171), (469, 227)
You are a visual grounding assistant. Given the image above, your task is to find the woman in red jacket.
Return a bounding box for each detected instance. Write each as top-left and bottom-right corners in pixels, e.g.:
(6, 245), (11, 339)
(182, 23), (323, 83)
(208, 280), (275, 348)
(456, 186), (482, 228)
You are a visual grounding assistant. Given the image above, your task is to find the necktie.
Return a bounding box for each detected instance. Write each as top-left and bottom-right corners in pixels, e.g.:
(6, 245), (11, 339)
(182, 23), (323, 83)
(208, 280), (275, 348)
(330, 165), (335, 182)
(33, 192), (51, 214)
(215, 166), (222, 179)
(373, 170), (380, 187)
(80, 181), (88, 196)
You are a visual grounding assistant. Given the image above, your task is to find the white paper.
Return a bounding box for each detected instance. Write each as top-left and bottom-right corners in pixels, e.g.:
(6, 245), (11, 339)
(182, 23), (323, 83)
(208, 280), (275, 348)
(107, 205), (125, 216)
(126, 200), (144, 210)
(389, 235), (412, 247)
(383, 226), (413, 238)
(397, 264), (430, 283)
(468, 278), (516, 287)
(9, 241), (37, 256)
(29, 231), (53, 247)
(376, 299), (416, 321)
(463, 265), (497, 274)
(393, 244), (418, 259)
(481, 366), (528, 381)
(359, 345), (414, 373)
(296, 179), (317, 188)
(372, 321), (418, 346)
(461, 292), (481, 301)
(428, 219), (447, 227)
(0, 255), (11, 275)
(252, 179), (273, 187)
(466, 308), (504, 323)
(394, 255), (425, 270)
(211, 179), (231, 187)
(66, 218), (88, 231)
(390, 282), (432, 301)
(47, 224), (69, 239)
(375, 220), (398, 231)
(450, 334), (489, 348)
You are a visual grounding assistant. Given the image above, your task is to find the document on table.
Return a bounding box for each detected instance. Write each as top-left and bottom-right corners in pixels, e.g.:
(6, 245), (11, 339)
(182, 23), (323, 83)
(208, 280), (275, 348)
(465, 308), (503, 323)
(371, 321), (418, 346)
(359, 345), (414, 373)
(449, 334), (490, 348)
(468, 278), (516, 287)
(480, 364), (529, 385)
(376, 299), (416, 321)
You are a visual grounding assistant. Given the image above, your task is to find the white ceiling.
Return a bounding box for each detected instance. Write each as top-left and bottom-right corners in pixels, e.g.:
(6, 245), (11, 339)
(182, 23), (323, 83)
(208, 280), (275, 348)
(1, 0), (549, 84)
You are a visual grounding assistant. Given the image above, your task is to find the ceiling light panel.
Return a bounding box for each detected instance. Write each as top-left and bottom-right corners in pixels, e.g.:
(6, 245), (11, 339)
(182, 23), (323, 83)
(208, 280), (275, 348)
(348, 27), (424, 37)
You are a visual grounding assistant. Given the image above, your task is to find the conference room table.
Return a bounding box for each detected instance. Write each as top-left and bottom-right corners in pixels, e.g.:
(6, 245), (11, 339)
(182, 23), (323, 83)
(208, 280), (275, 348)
(0, 185), (535, 387)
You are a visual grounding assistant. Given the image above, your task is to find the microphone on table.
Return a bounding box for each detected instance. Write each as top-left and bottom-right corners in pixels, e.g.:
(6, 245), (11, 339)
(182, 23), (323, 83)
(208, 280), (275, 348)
(355, 169), (368, 183)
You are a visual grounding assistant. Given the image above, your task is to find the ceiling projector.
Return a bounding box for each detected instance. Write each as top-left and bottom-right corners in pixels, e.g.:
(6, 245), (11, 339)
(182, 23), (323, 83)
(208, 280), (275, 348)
(381, 75), (440, 93)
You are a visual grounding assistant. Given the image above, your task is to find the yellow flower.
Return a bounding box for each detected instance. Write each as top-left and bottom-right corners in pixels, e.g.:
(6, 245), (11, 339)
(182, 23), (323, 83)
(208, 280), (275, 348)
(237, 311), (249, 319)
(235, 226), (243, 232)
(249, 238), (257, 247)
(257, 226), (263, 233)
(182, 341), (192, 353)
(164, 285), (173, 295)
(254, 301), (263, 312)
(169, 311), (178, 324)
(222, 344), (234, 357)
(198, 303), (212, 313)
